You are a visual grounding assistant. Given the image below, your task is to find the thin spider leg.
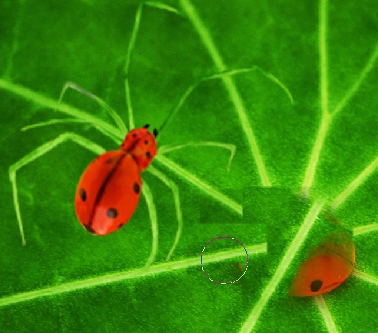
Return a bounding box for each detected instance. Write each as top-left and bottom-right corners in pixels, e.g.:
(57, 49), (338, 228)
(21, 118), (121, 145)
(124, 2), (183, 129)
(158, 66), (293, 138)
(141, 180), (159, 268)
(123, 3), (141, 130)
(21, 118), (88, 131)
(147, 165), (181, 261)
(159, 141), (236, 172)
(58, 82), (128, 134)
(155, 154), (242, 216)
(9, 132), (106, 245)
(0, 79), (124, 141)
(144, 1), (184, 15)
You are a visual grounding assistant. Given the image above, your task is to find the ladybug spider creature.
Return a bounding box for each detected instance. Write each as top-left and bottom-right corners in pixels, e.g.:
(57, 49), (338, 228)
(289, 212), (355, 297)
(8, 2), (247, 264)
(75, 123), (158, 236)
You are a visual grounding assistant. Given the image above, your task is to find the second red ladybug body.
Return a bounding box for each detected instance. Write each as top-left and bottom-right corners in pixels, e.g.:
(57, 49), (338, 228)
(75, 125), (157, 235)
(288, 231), (355, 297)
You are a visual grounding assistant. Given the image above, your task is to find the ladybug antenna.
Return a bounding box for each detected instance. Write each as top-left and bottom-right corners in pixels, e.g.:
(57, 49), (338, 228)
(143, 124), (150, 129)
(153, 128), (158, 137)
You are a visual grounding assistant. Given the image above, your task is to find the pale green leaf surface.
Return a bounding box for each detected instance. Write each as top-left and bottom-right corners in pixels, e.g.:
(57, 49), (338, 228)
(0, 0), (378, 332)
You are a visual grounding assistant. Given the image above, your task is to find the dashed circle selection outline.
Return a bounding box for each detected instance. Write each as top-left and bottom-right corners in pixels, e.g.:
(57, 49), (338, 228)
(200, 235), (249, 284)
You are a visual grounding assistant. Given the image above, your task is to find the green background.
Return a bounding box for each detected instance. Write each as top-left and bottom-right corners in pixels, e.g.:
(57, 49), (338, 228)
(1, 0), (378, 332)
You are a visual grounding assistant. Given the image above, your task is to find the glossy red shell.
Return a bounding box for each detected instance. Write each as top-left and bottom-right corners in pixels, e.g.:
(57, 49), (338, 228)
(75, 126), (157, 236)
(75, 151), (141, 235)
(288, 231), (355, 297)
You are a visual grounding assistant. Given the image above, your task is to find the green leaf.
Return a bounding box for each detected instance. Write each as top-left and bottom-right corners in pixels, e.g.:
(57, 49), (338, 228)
(1, 0), (378, 332)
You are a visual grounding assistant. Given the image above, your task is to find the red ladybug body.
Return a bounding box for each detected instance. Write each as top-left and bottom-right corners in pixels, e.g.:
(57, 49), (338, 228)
(75, 125), (157, 235)
(288, 231), (355, 297)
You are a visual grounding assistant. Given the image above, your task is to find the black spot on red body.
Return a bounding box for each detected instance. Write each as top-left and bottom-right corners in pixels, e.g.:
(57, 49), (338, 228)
(310, 280), (323, 292)
(144, 140), (148, 145)
(79, 188), (87, 201)
(118, 223), (124, 229)
(133, 182), (140, 194)
(107, 208), (118, 218)
(146, 151), (151, 159)
(84, 224), (96, 234)
(88, 153), (126, 224)
(132, 133), (137, 137)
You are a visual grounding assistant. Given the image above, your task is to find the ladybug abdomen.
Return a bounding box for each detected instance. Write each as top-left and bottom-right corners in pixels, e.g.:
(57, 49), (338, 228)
(289, 254), (354, 296)
(75, 151), (141, 235)
(288, 238), (355, 297)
